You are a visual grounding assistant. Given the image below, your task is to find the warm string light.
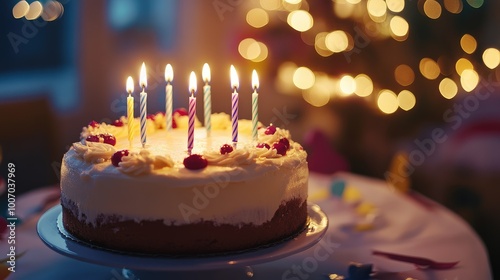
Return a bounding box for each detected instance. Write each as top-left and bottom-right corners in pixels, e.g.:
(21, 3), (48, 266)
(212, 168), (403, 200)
(12, 0), (64, 21)
(245, 0), (494, 114)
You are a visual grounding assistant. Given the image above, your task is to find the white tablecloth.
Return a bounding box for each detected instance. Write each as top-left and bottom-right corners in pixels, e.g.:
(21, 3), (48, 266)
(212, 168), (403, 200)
(1, 172), (492, 279)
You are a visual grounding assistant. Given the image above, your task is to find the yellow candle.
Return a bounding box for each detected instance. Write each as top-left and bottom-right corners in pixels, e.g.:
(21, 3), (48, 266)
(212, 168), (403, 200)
(126, 76), (134, 147)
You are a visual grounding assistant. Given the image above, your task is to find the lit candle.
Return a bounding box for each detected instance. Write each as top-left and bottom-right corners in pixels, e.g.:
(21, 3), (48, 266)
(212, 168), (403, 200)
(126, 76), (134, 147)
(139, 62), (148, 148)
(251, 70), (259, 141)
(188, 71), (197, 155)
(165, 64), (173, 131)
(202, 63), (212, 137)
(230, 65), (239, 148)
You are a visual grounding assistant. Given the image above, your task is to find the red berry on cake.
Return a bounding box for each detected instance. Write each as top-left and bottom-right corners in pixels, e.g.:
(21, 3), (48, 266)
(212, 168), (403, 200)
(265, 124), (277, 135)
(273, 142), (287, 156)
(112, 119), (124, 127)
(111, 150), (129, 167)
(88, 120), (99, 128)
(147, 114), (156, 121)
(256, 143), (271, 149)
(174, 108), (188, 117)
(220, 144), (234, 154)
(85, 135), (100, 143)
(279, 137), (290, 150)
(183, 154), (208, 170)
(85, 134), (116, 146)
(102, 134), (117, 146)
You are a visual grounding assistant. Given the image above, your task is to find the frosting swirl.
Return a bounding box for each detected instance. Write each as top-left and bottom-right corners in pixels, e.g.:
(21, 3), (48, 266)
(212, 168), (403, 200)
(118, 150), (174, 175)
(203, 148), (256, 166)
(72, 142), (116, 163)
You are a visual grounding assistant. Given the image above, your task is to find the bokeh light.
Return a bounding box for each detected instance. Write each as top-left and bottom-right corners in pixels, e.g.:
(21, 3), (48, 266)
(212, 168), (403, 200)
(302, 74), (331, 107)
(42, 1), (64, 22)
(444, 0), (463, 13)
(246, 8), (269, 28)
(377, 89), (399, 114)
(423, 0), (442, 19)
(334, 0), (357, 19)
(367, 0), (387, 18)
(325, 30), (349, 53)
(287, 10), (314, 32)
(439, 78), (458, 99)
(314, 32), (333, 57)
(466, 0), (484, 8)
(260, 0), (281, 10)
(339, 75), (356, 95)
(12, 0), (29, 19)
(460, 69), (479, 92)
(395, 64), (415, 86)
(293, 67), (316, 89)
(455, 58), (474, 75)
(386, 0), (405, 13)
(389, 16), (409, 39)
(354, 74), (373, 97)
(460, 34), (477, 54)
(419, 58), (440, 80)
(238, 38), (268, 62)
(25, 1), (43, 20)
(397, 90), (416, 111)
(284, 0), (302, 4)
(482, 48), (500, 69)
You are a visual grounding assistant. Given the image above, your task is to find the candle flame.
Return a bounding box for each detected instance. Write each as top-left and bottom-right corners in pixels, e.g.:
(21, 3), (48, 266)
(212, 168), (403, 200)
(202, 63), (211, 83)
(126, 76), (134, 94)
(189, 71), (197, 95)
(252, 70), (259, 90)
(165, 64), (173, 82)
(140, 62), (147, 88)
(230, 65), (239, 89)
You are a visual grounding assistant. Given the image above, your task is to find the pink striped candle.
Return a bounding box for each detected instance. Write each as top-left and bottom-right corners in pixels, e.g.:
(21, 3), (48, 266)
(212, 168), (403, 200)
(187, 71), (197, 155)
(230, 65), (239, 148)
(139, 62), (148, 148)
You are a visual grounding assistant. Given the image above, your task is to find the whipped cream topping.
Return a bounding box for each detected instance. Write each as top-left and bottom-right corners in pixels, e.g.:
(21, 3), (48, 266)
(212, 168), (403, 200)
(72, 142), (116, 163)
(118, 150), (174, 176)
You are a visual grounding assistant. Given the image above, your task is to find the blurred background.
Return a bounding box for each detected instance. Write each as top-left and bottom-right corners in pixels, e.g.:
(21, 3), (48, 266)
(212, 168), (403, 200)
(1, 0), (499, 276)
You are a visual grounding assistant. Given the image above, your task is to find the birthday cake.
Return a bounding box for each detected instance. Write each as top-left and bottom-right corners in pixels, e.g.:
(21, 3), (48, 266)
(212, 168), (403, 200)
(60, 110), (309, 255)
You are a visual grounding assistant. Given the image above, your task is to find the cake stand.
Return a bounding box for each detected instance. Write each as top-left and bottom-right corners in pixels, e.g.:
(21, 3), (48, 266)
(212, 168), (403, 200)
(37, 204), (328, 279)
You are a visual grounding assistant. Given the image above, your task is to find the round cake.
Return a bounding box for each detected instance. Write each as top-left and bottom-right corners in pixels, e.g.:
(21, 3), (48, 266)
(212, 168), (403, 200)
(60, 110), (309, 255)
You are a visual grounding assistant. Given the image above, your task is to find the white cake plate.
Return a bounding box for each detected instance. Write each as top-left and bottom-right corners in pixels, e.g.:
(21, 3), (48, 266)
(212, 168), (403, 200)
(38, 204), (328, 278)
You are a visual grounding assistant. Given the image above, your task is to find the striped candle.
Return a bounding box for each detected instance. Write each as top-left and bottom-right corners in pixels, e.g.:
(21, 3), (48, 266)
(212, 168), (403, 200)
(251, 70), (259, 141)
(126, 76), (134, 147)
(139, 62), (148, 148)
(165, 64), (173, 131)
(202, 63), (212, 137)
(230, 65), (239, 148)
(188, 71), (197, 155)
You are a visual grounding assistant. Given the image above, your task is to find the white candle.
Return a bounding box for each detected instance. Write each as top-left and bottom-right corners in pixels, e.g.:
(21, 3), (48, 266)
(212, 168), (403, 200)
(202, 63), (212, 137)
(188, 71), (197, 155)
(251, 70), (259, 141)
(165, 64), (173, 131)
(139, 62), (148, 148)
(126, 76), (134, 147)
(230, 65), (239, 148)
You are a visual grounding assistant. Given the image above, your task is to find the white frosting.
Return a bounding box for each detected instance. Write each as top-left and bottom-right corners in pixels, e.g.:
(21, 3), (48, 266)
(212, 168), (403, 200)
(72, 142), (116, 163)
(118, 150), (174, 176)
(61, 115), (308, 226)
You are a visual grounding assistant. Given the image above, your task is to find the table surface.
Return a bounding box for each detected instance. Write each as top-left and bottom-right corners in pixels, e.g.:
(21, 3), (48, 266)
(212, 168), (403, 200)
(0, 172), (492, 280)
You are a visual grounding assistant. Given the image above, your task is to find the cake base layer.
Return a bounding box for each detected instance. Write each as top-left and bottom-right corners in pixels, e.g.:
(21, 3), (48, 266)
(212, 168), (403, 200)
(61, 198), (308, 255)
